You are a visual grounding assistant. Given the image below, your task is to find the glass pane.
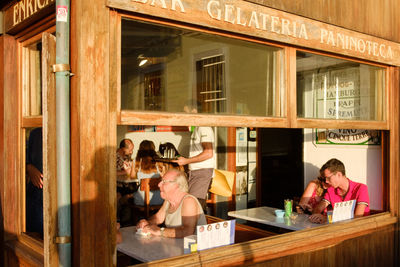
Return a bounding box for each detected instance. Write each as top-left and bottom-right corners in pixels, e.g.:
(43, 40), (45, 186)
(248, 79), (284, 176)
(22, 42), (43, 116)
(121, 19), (285, 117)
(25, 127), (43, 239)
(296, 52), (386, 121)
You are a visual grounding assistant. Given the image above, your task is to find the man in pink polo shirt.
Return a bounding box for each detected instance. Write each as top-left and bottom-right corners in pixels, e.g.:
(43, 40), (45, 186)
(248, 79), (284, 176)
(309, 158), (370, 224)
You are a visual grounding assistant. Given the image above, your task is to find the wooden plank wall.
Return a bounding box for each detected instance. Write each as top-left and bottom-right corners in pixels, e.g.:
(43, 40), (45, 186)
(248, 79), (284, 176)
(139, 215), (396, 266)
(70, 0), (116, 266)
(249, 225), (395, 267)
(2, 35), (20, 240)
(249, 0), (400, 42)
(42, 32), (58, 267)
(0, 35), (4, 267)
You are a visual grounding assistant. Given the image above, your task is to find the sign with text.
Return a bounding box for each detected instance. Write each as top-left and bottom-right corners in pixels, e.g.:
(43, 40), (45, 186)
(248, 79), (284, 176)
(331, 200), (356, 223)
(107, 0), (400, 66)
(4, 0), (55, 33)
(316, 129), (381, 145)
(314, 68), (361, 120)
(196, 220), (235, 250)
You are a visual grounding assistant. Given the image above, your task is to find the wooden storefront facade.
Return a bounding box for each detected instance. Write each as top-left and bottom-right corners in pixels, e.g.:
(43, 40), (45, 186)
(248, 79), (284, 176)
(0, 0), (399, 266)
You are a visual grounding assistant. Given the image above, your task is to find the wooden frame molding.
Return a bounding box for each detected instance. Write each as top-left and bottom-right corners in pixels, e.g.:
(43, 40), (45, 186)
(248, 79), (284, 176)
(108, 0), (400, 66)
(120, 110), (289, 128)
(136, 213), (397, 266)
(113, 5), (400, 267)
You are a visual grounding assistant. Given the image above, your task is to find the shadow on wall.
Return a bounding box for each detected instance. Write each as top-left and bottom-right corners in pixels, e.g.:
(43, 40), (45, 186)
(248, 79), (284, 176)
(1, 190), (19, 266)
(0, 194), (4, 265)
(72, 145), (117, 266)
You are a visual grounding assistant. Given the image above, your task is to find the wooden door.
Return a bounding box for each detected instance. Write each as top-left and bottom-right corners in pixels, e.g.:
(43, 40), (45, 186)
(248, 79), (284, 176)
(42, 32), (58, 267)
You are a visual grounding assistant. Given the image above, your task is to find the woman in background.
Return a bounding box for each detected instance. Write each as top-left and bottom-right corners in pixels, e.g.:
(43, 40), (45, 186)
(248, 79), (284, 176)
(134, 140), (164, 206)
(296, 175), (330, 214)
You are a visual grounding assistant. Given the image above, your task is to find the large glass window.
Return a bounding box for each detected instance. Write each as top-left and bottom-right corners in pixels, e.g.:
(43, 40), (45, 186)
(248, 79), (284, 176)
(22, 42), (42, 117)
(296, 52), (386, 121)
(116, 125), (384, 223)
(121, 19), (285, 117)
(21, 39), (44, 239)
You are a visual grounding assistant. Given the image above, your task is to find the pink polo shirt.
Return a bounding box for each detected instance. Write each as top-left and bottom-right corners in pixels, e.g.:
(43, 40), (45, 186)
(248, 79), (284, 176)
(323, 179), (370, 215)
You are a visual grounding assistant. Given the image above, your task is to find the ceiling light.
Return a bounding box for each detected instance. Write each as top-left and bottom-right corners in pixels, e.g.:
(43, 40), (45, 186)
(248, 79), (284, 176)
(139, 58), (148, 66)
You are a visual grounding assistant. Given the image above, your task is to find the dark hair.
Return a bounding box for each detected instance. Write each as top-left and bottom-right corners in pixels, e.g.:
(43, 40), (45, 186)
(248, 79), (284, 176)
(159, 142), (180, 158)
(135, 140), (157, 170)
(119, 139), (133, 149)
(320, 158), (346, 176)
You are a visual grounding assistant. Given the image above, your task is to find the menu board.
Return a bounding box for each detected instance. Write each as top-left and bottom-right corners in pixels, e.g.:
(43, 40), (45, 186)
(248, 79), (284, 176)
(331, 200), (356, 223)
(196, 220), (235, 251)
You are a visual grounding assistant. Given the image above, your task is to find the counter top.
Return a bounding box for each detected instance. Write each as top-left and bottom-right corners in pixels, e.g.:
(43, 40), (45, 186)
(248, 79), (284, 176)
(228, 206), (323, 231)
(117, 226), (185, 262)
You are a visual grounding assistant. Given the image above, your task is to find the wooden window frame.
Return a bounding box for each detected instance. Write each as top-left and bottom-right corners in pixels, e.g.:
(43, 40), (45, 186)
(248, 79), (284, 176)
(113, 10), (399, 265)
(117, 13), (389, 130)
(8, 19), (56, 262)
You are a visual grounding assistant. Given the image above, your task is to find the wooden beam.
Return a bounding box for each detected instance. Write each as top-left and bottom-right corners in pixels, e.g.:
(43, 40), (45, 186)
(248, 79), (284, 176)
(136, 213), (397, 266)
(120, 110), (290, 128)
(3, 34), (20, 237)
(107, 0), (400, 66)
(42, 32), (58, 267)
(70, 1), (115, 266)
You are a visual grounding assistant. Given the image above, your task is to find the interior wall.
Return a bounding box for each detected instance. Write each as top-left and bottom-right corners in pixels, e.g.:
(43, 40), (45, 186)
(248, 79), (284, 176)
(303, 128), (383, 210)
(117, 126), (191, 158)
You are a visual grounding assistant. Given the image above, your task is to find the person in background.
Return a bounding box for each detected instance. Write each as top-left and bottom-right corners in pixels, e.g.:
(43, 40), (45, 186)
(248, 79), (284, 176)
(136, 169), (206, 238)
(173, 100), (215, 210)
(296, 175), (330, 214)
(133, 140), (164, 206)
(116, 222), (122, 244)
(26, 127), (44, 237)
(116, 138), (136, 225)
(309, 158), (370, 224)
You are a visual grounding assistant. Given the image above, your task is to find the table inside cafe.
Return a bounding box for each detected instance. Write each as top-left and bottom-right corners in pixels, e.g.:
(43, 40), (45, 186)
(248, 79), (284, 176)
(117, 226), (185, 262)
(228, 206), (323, 231)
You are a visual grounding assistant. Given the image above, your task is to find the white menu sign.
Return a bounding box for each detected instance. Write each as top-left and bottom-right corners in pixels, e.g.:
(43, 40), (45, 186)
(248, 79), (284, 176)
(332, 200), (356, 223)
(197, 220), (235, 251)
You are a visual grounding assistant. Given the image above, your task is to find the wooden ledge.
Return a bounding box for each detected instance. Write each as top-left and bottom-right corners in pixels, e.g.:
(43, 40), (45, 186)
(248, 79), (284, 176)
(136, 212), (397, 266)
(5, 238), (44, 266)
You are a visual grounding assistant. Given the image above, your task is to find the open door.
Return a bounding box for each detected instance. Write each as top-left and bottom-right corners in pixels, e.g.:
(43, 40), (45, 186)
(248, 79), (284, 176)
(42, 32), (58, 267)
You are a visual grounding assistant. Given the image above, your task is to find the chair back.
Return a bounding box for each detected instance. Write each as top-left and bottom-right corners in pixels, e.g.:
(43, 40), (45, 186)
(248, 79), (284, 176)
(139, 177), (162, 217)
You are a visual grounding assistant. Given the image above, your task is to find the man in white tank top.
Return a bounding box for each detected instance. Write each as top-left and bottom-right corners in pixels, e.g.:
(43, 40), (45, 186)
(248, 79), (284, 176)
(136, 169), (206, 238)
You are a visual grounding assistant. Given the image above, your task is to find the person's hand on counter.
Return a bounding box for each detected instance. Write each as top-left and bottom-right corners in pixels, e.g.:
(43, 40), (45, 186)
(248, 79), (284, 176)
(296, 203), (312, 214)
(309, 213), (327, 224)
(136, 219), (150, 229)
(142, 224), (162, 236)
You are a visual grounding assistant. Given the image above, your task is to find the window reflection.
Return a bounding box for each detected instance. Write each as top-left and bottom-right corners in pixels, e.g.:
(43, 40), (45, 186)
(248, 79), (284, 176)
(296, 52), (386, 121)
(22, 42), (42, 116)
(121, 19), (285, 117)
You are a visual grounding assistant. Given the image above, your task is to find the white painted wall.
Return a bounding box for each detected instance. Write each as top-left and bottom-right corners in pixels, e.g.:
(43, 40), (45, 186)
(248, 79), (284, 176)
(117, 126), (191, 159)
(303, 128), (382, 210)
